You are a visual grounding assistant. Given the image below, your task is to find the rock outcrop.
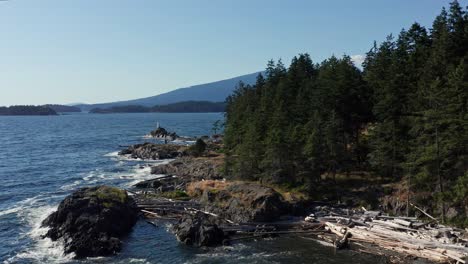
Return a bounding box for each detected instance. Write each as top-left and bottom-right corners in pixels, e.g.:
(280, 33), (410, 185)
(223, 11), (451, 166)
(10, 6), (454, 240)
(189, 182), (287, 223)
(151, 157), (223, 180)
(150, 127), (178, 140)
(41, 186), (138, 259)
(173, 212), (225, 247)
(118, 143), (187, 160)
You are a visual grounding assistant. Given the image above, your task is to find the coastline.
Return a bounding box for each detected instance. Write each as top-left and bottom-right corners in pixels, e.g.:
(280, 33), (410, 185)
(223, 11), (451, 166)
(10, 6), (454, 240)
(116, 135), (467, 264)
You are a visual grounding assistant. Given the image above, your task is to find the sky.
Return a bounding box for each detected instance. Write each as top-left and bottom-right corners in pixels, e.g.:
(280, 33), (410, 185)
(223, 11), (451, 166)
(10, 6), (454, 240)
(0, 0), (459, 106)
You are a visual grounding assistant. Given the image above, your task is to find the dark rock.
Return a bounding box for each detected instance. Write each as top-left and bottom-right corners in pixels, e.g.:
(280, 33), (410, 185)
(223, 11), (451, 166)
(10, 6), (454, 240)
(133, 176), (181, 193)
(150, 157), (223, 180)
(133, 179), (163, 189)
(41, 186), (138, 259)
(173, 212), (225, 247)
(198, 182), (287, 223)
(118, 143), (187, 160)
(150, 127), (178, 140)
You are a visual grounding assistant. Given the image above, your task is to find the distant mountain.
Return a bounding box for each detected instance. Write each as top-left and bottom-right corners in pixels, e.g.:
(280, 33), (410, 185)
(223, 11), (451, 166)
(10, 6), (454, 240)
(89, 101), (226, 114)
(76, 72), (260, 112)
(44, 104), (81, 113)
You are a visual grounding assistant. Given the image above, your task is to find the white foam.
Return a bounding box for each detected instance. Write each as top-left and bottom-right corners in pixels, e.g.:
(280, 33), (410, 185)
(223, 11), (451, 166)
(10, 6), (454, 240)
(0, 206), (23, 217)
(116, 154), (173, 163)
(123, 164), (170, 188)
(6, 204), (75, 263)
(128, 258), (151, 264)
(60, 180), (82, 191)
(0, 196), (43, 217)
(104, 151), (120, 157)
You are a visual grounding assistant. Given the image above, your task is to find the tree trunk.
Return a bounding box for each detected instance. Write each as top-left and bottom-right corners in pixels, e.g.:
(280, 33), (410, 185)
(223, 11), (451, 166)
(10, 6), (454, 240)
(391, 120), (397, 178)
(435, 125), (445, 223)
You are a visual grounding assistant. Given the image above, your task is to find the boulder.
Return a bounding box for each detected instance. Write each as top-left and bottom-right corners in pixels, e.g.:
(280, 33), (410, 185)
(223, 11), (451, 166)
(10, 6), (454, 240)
(41, 186), (138, 259)
(118, 143), (187, 160)
(173, 212), (225, 247)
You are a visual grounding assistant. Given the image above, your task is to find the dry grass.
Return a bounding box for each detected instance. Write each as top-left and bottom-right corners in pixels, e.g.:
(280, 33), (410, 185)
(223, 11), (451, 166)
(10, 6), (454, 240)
(186, 180), (230, 197)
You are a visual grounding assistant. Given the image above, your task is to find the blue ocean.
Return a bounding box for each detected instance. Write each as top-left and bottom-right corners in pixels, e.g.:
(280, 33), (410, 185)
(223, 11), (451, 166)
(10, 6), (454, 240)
(0, 113), (382, 263)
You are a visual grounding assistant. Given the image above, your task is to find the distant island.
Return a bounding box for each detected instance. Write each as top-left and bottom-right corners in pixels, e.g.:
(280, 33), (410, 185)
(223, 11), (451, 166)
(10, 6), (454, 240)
(89, 101), (226, 114)
(0, 105), (57, 116)
(44, 104), (81, 113)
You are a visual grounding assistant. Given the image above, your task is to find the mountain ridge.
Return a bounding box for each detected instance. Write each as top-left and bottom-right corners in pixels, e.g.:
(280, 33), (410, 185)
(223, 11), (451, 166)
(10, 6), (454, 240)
(76, 72), (260, 111)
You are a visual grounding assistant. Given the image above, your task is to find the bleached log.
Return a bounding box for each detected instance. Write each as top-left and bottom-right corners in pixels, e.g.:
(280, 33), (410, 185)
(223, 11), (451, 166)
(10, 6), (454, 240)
(372, 219), (418, 232)
(392, 218), (413, 227)
(184, 207), (235, 224)
(410, 203), (438, 222)
(325, 222), (468, 263)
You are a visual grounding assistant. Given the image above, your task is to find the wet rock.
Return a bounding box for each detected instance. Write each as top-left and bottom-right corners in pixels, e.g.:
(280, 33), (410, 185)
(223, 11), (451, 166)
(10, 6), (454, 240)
(150, 127), (178, 140)
(118, 143), (187, 160)
(173, 212), (225, 247)
(41, 186), (138, 259)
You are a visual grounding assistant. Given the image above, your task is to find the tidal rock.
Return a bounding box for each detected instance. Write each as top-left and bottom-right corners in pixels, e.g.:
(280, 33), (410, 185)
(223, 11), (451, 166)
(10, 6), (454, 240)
(118, 143), (187, 160)
(173, 212), (225, 247)
(41, 186), (138, 259)
(150, 127), (178, 140)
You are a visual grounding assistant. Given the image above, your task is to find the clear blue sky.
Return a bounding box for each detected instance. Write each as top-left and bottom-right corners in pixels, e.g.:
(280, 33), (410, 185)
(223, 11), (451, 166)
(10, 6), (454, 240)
(0, 0), (457, 106)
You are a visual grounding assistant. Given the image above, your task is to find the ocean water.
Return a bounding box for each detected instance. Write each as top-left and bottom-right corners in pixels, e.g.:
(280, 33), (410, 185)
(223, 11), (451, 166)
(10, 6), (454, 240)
(0, 113), (384, 264)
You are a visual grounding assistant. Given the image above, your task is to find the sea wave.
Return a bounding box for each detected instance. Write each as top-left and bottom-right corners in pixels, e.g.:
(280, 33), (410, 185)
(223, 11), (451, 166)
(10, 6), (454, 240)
(103, 151), (120, 157)
(6, 204), (74, 264)
(0, 196), (44, 218)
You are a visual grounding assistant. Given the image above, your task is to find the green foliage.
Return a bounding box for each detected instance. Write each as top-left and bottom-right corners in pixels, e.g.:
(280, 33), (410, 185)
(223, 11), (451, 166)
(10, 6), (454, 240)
(224, 54), (370, 185)
(223, 1), (468, 224)
(188, 139), (207, 157)
(212, 120), (223, 135)
(91, 186), (128, 208)
(161, 190), (189, 200)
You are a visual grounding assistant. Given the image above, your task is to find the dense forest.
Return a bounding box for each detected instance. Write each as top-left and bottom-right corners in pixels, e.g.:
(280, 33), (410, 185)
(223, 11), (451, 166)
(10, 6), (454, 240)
(224, 1), (467, 225)
(90, 101), (226, 113)
(0, 105), (57, 116)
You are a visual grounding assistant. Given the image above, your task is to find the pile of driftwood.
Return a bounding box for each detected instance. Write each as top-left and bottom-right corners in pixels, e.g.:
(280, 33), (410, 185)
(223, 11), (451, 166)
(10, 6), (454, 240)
(306, 205), (468, 263)
(130, 186), (467, 263)
(130, 190), (325, 241)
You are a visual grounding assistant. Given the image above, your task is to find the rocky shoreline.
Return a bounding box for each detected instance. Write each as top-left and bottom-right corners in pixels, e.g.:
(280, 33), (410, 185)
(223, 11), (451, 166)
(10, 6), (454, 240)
(41, 129), (468, 263)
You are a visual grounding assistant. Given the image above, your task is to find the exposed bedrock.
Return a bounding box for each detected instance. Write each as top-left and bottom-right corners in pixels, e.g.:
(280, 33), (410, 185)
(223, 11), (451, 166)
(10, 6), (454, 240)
(41, 186), (138, 259)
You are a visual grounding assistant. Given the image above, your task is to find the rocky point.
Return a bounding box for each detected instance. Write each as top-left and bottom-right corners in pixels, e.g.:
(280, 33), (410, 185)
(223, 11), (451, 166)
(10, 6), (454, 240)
(41, 186), (138, 258)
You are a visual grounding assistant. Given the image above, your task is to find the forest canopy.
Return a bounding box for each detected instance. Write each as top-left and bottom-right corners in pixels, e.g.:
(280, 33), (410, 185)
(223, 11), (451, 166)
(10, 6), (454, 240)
(223, 1), (467, 224)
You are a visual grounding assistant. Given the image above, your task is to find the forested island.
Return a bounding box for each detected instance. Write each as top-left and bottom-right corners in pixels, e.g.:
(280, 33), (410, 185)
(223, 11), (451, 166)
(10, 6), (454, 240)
(224, 1), (467, 226)
(44, 104), (81, 113)
(89, 101), (226, 113)
(0, 105), (57, 116)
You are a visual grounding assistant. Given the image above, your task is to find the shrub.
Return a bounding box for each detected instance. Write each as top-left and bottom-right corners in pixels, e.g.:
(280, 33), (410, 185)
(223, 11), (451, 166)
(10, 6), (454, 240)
(188, 139), (207, 157)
